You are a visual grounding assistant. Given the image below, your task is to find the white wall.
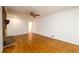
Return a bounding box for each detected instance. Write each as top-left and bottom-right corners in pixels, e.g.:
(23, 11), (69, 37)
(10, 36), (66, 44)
(35, 7), (79, 45)
(7, 17), (29, 36)
(7, 16), (36, 36)
(0, 6), (3, 52)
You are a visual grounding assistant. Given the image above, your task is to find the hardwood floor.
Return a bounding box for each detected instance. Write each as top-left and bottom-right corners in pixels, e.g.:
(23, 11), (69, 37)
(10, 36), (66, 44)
(3, 33), (79, 53)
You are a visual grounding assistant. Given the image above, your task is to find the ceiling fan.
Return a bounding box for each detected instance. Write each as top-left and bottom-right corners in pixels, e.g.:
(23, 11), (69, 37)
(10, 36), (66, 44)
(30, 12), (40, 18)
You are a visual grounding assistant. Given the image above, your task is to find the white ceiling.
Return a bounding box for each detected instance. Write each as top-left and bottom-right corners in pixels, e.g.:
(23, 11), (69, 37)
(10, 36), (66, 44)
(6, 6), (76, 18)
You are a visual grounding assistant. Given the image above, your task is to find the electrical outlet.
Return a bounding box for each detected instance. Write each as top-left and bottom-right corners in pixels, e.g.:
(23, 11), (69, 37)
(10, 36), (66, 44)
(51, 35), (54, 37)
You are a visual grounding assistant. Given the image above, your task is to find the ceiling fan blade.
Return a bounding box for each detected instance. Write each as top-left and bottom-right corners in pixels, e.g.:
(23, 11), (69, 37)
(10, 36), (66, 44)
(30, 12), (40, 18)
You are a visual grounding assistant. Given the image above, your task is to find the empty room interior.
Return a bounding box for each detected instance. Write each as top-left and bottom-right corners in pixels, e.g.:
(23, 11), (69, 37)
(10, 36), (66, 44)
(1, 6), (79, 53)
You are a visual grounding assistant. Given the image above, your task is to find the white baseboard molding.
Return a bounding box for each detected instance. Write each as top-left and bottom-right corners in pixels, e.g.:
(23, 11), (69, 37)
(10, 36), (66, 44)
(33, 33), (79, 46)
(3, 43), (15, 48)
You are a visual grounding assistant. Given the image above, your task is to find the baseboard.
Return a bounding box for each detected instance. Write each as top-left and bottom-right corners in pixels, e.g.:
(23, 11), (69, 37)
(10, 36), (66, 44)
(33, 33), (79, 46)
(3, 43), (15, 48)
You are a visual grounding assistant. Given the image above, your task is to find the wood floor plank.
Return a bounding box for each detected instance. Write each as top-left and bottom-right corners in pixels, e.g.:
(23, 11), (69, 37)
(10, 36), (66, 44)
(3, 33), (79, 53)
